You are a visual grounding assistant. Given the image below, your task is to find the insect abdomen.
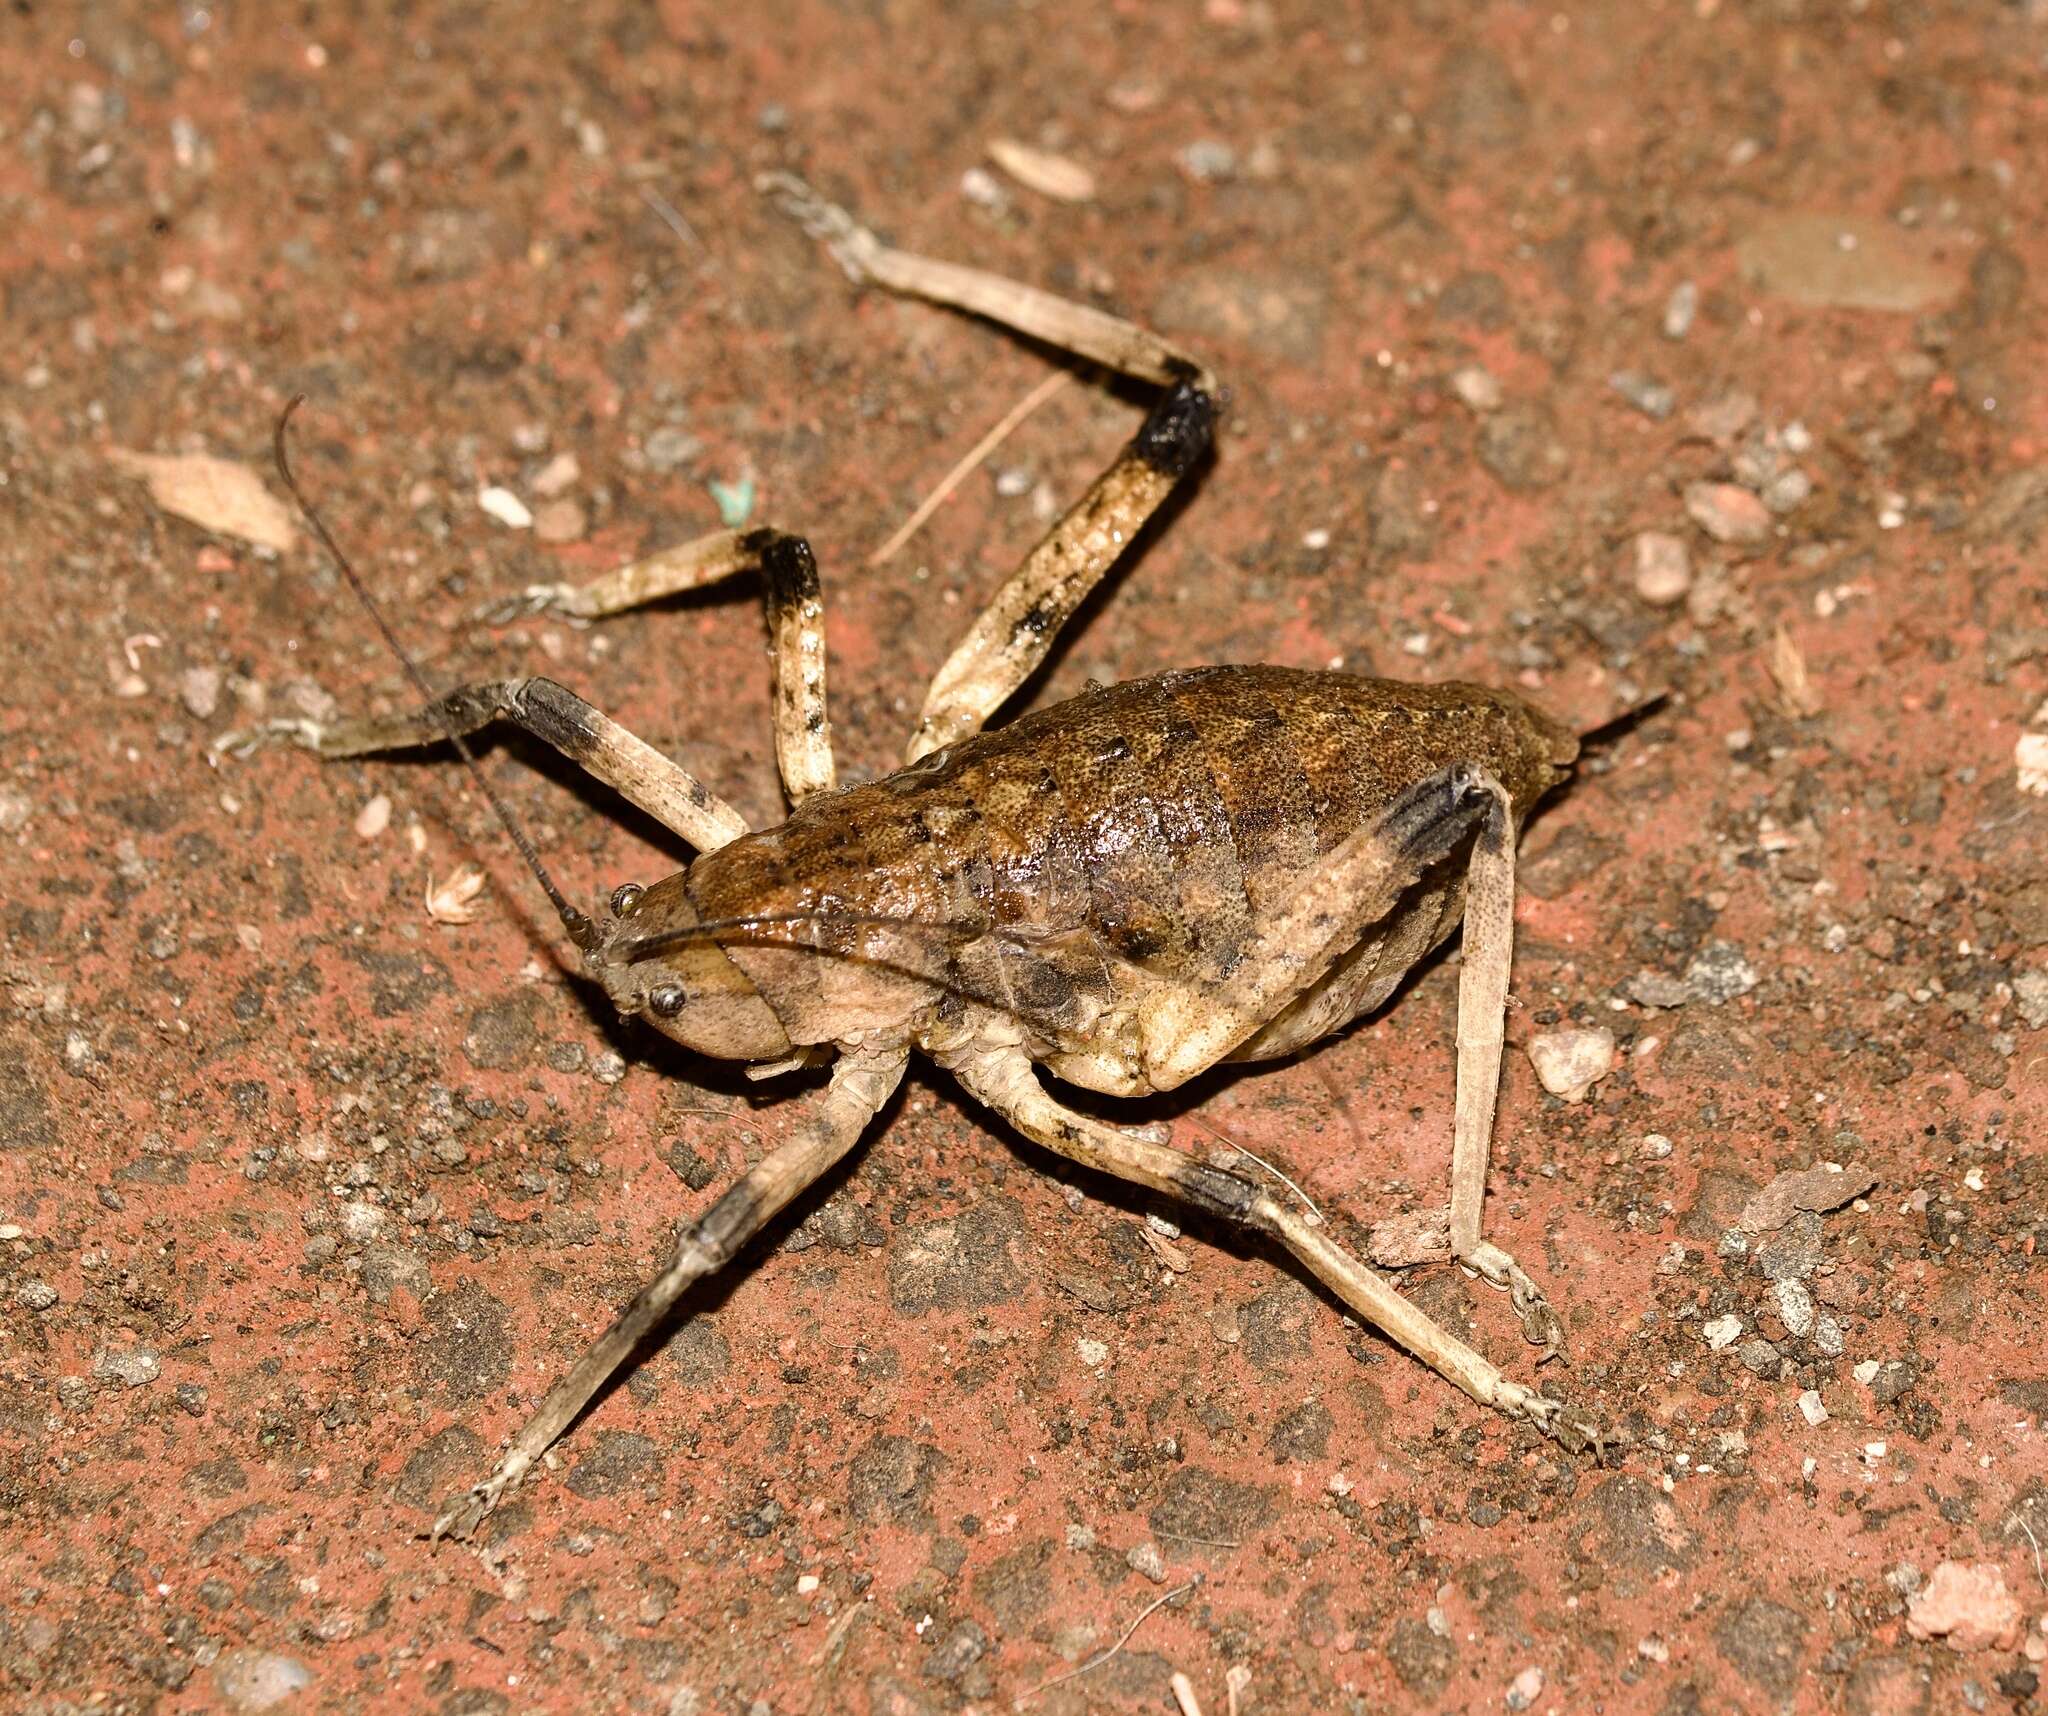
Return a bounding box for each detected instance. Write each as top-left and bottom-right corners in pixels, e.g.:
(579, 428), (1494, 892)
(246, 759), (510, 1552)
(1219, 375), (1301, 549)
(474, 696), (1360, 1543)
(687, 666), (1572, 1044)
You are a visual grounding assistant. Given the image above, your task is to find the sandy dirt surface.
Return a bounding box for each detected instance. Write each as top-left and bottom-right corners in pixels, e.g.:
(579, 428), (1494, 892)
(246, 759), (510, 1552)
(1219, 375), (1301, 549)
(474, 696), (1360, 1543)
(5, 3), (2048, 1712)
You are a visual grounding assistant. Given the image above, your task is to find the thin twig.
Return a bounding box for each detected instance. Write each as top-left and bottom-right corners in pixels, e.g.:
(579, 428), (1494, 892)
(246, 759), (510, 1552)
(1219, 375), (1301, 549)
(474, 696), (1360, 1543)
(639, 185), (702, 251)
(2008, 1510), (2045, 1587)
(869, 369), (1071, 567)
(1151, 1527), (1241, 1549)
(1014, 1576), (1200, 1707)
(1170, 1671), (1205, 1716)
(808, 1599), (864, 1668)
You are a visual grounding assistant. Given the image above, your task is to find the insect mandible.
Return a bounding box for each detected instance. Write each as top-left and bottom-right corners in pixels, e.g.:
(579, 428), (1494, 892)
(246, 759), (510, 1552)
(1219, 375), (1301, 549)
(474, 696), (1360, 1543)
(243, 176), (1611, 1541)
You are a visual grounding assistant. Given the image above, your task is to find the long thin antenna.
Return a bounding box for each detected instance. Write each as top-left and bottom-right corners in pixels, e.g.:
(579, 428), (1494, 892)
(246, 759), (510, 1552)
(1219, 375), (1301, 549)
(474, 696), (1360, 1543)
(273, 397), (602, 954)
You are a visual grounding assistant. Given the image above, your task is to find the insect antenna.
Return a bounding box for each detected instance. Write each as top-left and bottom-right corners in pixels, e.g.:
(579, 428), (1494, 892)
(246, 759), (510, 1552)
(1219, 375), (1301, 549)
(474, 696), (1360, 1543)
(1577, 689), (1671, 751)
(616, 908), (1011, 963)
(272, 396), (603, 954)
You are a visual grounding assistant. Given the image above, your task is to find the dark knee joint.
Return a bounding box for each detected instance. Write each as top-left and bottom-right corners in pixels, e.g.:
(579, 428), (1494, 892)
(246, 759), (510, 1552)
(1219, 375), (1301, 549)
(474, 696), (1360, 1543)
(517, 677), (602, 762)
(756, 532), (822, 609)
(1385, 763), (1489, 869)
(1174, 1159), (1262, 1224)
(692, 1178), (762, 1264)
(1131, 378), (1217, 479)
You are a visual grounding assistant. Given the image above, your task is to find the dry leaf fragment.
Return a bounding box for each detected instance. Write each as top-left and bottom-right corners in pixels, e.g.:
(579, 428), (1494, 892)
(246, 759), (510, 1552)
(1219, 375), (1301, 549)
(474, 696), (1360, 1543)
(106, 448), (298, 553)
(1368, 1206), (1451, 1268)
(1138, 1224), (1193, 1273)
(987, 138), (1097, 203)
(1767, 622), (1823, 718)
(1736, 1161), (1877, 1234)
(426, 863), (487, 925)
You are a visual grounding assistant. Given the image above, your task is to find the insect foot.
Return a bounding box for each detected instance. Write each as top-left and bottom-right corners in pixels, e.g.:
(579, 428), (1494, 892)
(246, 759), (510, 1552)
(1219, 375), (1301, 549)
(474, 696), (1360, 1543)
(1497, 1380), (1607, 1460)
(429, 1450), (534, 1543)
(1467, 1238), (1569, 1354)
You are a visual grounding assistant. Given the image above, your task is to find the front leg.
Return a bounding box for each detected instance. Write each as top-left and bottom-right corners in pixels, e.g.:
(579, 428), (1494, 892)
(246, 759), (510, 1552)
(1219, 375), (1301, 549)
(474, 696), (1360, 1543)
(432, 1041), (908, 1540)
(218, 675), (750, 855)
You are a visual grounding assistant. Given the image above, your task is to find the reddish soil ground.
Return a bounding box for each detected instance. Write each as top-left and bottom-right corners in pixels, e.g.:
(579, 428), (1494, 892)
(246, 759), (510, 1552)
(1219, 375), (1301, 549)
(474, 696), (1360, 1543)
(5, 3), (2048, 1712)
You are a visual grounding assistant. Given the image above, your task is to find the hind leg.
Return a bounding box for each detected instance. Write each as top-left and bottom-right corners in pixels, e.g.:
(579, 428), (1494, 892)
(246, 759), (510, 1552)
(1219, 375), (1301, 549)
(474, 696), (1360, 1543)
(1442, 771), (1565, 1351)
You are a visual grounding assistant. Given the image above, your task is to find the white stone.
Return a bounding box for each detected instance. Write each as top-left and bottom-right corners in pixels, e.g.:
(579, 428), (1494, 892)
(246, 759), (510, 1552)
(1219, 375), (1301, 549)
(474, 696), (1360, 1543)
(1526, 1027), (1617, 1102)
(477, 485), (533, 529)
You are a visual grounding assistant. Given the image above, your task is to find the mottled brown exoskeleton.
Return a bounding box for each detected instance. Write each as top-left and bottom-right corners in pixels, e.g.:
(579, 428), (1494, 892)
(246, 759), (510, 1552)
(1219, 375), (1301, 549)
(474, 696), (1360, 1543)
(246, 178), (1605, 1541)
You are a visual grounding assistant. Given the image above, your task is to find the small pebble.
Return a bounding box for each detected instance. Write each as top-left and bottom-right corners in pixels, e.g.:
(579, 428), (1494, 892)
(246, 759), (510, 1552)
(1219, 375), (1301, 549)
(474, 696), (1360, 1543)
(1627, 968), (1694, 1008)
(477, 485), (533, 529)
(1797, 1389), (1828, 1426)
(1076, 1337), (1109, 1368)
(1630, 531), (1692, 606)
(1686, 941), (1759, 1004)
(0, 788), (31, 834)
(354, 794), (392, 840)
(590, 1050), (627, 1086)
(533, 498), (586, 544)
(1737, 1336), (1781, 1377)
(16, 1281), (58, 1311)
(1127, 1540), (1168, 1583)
(1450, 365), (1503, 413)
(1703, 1314), (1744, 1350)
(959, 164), (1006, 209)
(531, 450), (581, 497)
(1687, 392), (1758, 444)
(179, 665), (223, 719)
(1761, 467), (1813, 514)
(1684, 481), (1772, 545)
(1908, 1562), (2024, 1653)
(93, 1347), (162, 1388)
(1772, 1279), (1816, 1339)
(1608, 369), (1675, 419)
(1662, 280), (1698, 339)
(1176, 139), (1238, 181)
(1525, 1026), (1616, 1102)
(2015, 732), (2048, 797)
(339, 1203), (385, 1242)
(1505, 1666), (1545, 1711)
(986, 138), (1096, 203)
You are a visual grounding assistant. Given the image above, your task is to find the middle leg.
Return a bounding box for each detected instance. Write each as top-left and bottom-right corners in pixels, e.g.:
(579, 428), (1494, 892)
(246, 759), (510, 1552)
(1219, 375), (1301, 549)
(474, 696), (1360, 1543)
(480, 526), (837, 804)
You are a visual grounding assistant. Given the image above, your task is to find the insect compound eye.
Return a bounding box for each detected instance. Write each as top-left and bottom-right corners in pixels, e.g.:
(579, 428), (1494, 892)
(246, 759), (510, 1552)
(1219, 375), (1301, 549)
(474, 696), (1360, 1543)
(648, 982), (686, 1018)
(610, 883), (645, 918)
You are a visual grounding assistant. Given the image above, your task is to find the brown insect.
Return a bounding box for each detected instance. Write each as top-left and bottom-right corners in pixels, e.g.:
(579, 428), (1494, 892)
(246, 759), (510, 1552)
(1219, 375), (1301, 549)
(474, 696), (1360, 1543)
(245, 178), (1610, 1541)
